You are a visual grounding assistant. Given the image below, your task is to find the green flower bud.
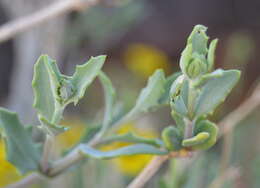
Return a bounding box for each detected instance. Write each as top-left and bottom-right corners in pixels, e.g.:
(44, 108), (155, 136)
(58, 79), (75, 103)
(179, 25), (218, 79)
(186, 58), (207, 78)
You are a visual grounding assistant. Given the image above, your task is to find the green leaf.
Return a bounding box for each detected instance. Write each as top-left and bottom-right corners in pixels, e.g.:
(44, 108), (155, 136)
(159, 72), (182, 105)
(183, 119), (218, 150)
(127, 69), (166, 117)
(182, 132), (209, 147)
(0, 108), (40, 174)
(32, 55), (60, 122)
(80, 144), (167, 159)
(171, 96), (188, 117)
(194, 69), (241, 117)
(102, 132), (163, 147)
(187, 25), (208, 55)
(98, 71), (116, 133)
(170, 78), (190, 118)
(171, 111), (185, 135)
(32, 55), (106, 132)
(207, 39), (218, 71)
(69, 55), (106, 105)
(162, 126), (182, 151)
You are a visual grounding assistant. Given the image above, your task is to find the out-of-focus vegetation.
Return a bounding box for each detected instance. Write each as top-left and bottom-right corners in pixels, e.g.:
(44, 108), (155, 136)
(0, 0), (260, 187)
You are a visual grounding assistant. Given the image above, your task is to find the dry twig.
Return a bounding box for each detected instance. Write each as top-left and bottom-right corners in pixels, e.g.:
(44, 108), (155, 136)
(0, 0), (98, 43)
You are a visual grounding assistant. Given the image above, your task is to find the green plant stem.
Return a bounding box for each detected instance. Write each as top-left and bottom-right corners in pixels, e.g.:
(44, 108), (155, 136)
(40, 135), (54, 173)
(47, 146), (84, 176)
(184, 119), (193, 139)
(51, 105), (64, 124)
(9, 82), (260, 188)
(187, 80), (197, 119)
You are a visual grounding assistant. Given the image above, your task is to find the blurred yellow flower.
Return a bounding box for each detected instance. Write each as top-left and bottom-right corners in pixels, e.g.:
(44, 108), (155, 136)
(101, 123), (158, 176)
(123, 44), (171, 78)
(0, 140), (22, 187)
(56, 117), (86, 150)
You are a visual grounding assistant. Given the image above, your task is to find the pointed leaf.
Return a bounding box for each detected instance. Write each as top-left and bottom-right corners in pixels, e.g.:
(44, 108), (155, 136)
(159, 72), (182, 105)
(207, 39), (218, 71)
(80, 144), (167, 159)
(127, 69), (166, 117)
(98, 71), (116, 132)
(69, 55), (106, 105)
(0, 108), (40, 174)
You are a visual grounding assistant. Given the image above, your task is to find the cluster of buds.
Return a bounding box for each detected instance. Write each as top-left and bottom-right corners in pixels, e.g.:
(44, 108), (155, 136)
(180, 25), (218, 79)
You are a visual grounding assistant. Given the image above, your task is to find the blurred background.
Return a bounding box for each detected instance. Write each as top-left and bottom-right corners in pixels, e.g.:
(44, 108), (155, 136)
(0, 0), (260, 187)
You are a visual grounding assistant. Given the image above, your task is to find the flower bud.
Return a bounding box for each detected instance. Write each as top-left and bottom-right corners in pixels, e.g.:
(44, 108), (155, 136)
(179, 25), (218, 79)
(186, 55), (208, 79)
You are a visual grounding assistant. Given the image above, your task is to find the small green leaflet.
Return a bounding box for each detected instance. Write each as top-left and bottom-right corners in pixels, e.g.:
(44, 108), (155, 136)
(39, 115), (68, 135)
(32, 55), (58, 122)
(69, 55), (106, 105)
(194, 69), (241, 117)
(159, 72), (181, 105)
(126, 69), (166, 118)
(79, 144), (167, 159)
(0, 108), (40, 174)
(98, 71), (116, 133)
(182, 119), (218, 150)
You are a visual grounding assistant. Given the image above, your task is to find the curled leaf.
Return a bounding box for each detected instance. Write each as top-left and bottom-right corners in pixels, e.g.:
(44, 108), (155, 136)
(182, 119), (218, 150)
(162, 126), (182, 151)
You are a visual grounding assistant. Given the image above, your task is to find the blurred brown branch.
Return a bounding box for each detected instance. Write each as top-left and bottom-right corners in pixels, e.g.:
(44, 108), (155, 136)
(219, 82), (260, 136)
(127, 155), (169, 188)
(127, 151), (192, 188)
(0, 0), (99, 43)
(208, 167), (240, 188)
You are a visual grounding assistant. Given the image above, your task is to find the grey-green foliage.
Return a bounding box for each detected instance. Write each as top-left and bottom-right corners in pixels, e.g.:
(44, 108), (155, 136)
(163, 25), (240, 151)
(0, 108), (40, 174)
(126, 69), (166, 117)
(0, 55), (107, 175)
(98, 71), (116, 134)
(32, 55), (106, 133)
(0, 24), (241, 179)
